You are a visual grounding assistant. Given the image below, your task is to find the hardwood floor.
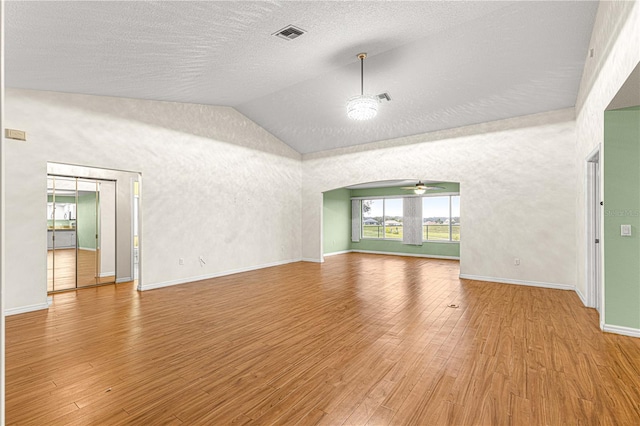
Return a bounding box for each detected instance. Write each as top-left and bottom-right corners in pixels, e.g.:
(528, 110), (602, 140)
(7, 253), (640, 425)
(47, 248), (116, 292)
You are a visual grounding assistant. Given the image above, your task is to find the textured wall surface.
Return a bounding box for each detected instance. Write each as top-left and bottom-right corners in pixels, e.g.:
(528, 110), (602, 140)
(574, 1), (640, 318)
(1, 2), (6, 421)
(4, 89), (302, 310)
(303, 109), (578, 288)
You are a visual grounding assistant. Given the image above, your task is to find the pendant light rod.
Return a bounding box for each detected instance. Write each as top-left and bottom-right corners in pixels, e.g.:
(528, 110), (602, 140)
(357, 53), (367, 96)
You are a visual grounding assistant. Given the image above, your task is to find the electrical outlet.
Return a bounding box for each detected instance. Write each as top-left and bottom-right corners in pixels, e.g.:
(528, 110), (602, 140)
(514, 258), (520, 266)
(179, 258), (184, 265)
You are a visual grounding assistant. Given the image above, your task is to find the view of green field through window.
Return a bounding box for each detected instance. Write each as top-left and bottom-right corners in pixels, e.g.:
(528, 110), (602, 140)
(361, 195), (460, 241)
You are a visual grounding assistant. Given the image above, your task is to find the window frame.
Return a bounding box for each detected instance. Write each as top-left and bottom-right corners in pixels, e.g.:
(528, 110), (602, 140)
(421, 193), (460, 243)
(353, 193), (460, 243)
(359, 196), (404, 241)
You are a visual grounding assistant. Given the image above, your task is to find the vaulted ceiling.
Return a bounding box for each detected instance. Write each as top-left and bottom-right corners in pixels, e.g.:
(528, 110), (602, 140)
(5, 1), (599, 154)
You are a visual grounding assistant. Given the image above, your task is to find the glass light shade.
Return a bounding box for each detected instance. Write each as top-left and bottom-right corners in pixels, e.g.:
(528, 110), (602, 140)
(414, 188), (426, 195)
(346, 95), (378, 120)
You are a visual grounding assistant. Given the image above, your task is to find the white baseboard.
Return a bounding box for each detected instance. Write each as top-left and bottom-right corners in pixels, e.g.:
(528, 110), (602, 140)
(5, 302), (49, 316)
(575, 286), (587, 306)
(602, 324), (640, 338)
(79, 247), (97, 252)
(323, 250), (351, 257)
(47, 296), (53, 306)
(350, 250), (460, 260)
(99, 271), (115, 278)
(458, 274), (574, 291)
(116, 277), (133, 283)
(302, 258), (324, 263)
(139, 258), (303, 291)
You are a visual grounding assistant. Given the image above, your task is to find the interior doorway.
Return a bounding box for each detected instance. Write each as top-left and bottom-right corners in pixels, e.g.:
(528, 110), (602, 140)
(47, 175), (116, 292)
(585, 148), (602, 317)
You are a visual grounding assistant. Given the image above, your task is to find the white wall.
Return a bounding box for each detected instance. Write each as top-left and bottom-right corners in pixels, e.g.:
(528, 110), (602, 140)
(0, 1), (6, 421)
(574, 1), (640, 303)
(4, 89), (302, 310)
(303, 108), (578, 289)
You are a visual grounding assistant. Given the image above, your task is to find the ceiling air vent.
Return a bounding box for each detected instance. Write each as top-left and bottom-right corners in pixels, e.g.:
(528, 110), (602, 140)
(377, 93), (392, 102)
(273, 25), (306, 41)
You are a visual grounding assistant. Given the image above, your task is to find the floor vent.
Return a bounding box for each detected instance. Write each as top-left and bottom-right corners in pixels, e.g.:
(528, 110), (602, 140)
(273, 25), (306, 41)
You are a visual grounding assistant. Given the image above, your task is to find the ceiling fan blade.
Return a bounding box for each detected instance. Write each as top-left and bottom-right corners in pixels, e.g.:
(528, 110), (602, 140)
(400, 185), (446, 190)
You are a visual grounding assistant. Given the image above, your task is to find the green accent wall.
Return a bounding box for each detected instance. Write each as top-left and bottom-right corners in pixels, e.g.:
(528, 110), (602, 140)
(48, 195), (75, 203)
(322, 182), (460, 258)
(604, 106), (640, 329)
(77, 193), (98, 249)
(351, 239), (459, 257)
(323, 188), (352, 254)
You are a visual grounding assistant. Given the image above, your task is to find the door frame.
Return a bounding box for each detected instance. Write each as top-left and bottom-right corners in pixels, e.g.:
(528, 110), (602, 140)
(585, 145), (603, 327)
(48, 162), (142, 291)
(47, 174), (117, 291)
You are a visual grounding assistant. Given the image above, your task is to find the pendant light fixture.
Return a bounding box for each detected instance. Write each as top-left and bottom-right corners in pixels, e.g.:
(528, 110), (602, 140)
(346, 53), (378, 121)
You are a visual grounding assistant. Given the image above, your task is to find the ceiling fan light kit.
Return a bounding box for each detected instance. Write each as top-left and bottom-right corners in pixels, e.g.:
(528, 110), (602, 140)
(347, 52), (378, 121)
(414, 187), (427, 195)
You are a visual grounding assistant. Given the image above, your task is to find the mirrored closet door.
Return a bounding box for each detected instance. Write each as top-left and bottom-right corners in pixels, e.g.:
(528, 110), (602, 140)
(47, 175), (116, 292)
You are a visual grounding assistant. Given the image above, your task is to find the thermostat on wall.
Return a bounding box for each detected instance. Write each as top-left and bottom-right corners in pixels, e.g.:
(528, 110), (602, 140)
(5, 128), (27, 141)
(621, 224), (632, 236)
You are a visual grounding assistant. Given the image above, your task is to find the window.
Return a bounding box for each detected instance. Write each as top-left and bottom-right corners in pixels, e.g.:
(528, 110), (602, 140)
(358, 194), (460, 243)
(384, 198), (403, 240)
(422, 195), (460, 242)
(361, 198), (403, 239)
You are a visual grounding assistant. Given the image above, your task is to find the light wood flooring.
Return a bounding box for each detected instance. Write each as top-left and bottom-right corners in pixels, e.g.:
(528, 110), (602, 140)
(47, 248), (115, 292)
(6, 253), (640, 425)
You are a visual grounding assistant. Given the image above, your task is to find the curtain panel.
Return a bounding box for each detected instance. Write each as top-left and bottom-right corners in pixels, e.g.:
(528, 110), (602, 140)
(403, 197), (423, 245)
(351, 199), (361, 242)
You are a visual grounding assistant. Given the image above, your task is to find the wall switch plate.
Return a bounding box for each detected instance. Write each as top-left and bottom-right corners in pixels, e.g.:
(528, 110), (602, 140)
(621, 224), (632, 236)
(514, 258), (520, 266)
(179, 258), (184, 265)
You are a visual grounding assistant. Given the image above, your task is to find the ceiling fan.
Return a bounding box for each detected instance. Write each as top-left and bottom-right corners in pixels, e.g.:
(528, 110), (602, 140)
(401, 181), (445, 195)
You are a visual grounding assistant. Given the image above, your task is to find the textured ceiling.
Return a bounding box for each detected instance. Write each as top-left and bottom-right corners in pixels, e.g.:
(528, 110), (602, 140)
(5, 1), (598, 154)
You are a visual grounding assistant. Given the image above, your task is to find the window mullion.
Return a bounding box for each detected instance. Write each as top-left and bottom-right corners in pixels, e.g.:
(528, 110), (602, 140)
(382, 199), (386, 240)
(448, 195), (452, 241)
(360, 200), (364, 238)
